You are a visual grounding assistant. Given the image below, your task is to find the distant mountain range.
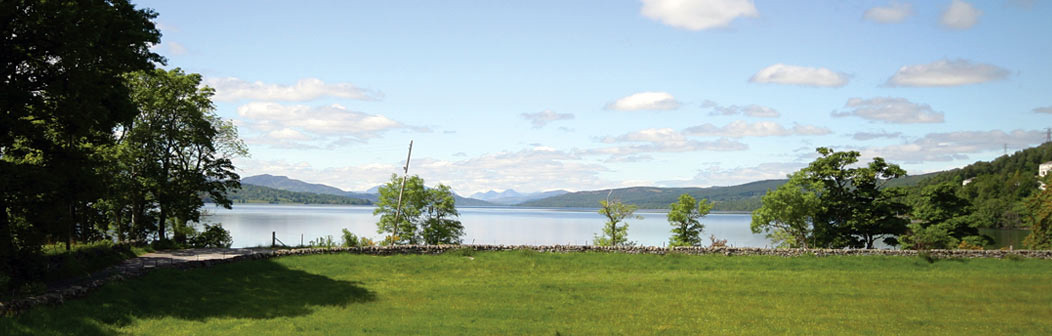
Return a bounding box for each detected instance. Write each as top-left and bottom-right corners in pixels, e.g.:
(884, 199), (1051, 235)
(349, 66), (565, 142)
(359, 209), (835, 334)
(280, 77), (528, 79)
(240, 174), (496, 206)
(469, 189), (570, 205)
(237, 168), (942, 211)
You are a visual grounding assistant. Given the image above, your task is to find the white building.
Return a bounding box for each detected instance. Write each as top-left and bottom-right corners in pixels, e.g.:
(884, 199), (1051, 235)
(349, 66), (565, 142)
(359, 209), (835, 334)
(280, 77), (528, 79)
(1040, 161), (1052, 178)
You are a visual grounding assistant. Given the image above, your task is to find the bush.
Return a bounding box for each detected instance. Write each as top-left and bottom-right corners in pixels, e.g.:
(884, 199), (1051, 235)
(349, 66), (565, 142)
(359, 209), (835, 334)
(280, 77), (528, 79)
(190, 224), (233, 248)
(341, 229), (360, 247)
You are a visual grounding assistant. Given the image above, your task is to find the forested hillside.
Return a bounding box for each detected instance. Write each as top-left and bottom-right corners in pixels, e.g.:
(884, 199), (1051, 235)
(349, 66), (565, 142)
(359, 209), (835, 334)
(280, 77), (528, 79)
(207, 184), (371, 205)
(909, 142), (1052, 228)
(519, 180), (787, 210)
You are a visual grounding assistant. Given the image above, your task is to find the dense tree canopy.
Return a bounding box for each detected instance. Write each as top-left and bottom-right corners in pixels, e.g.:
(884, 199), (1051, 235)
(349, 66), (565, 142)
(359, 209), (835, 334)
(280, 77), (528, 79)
(1, 0), (162, 291)
(751, 173), (822, 248)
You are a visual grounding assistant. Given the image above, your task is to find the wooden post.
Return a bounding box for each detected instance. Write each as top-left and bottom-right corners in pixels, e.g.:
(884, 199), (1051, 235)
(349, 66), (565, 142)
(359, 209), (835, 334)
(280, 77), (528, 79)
(272, 231), (276, 248)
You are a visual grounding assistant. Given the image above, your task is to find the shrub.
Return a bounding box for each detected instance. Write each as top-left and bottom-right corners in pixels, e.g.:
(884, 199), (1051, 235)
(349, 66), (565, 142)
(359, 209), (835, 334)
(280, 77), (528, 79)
(709, 234), (728, 248)
(341, 229), (360, 247)
(190, 224), (233, 248)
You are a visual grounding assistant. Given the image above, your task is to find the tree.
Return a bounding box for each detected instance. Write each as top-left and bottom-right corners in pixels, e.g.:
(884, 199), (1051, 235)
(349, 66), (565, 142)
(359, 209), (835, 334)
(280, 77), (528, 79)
(1023, 176), (1052, 249)
(374, 174), (463, 245)
(798, 148), (910, 248)
(122, 68), (245, 243)
(595, 198), (641, 246)
(900, 182), (986, 249)
(751, 173), (821, 248)
(667, 194), (712, 247)
(1, 0), (161, 289)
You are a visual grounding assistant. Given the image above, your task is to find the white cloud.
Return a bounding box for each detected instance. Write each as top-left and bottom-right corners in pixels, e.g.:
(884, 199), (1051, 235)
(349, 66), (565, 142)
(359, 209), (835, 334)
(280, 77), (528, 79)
(702, 100), (779, 118)
(236, 102), (413, 147)
(749, 64), (849, 87)
(587, 138), (748, 157)
(683, 121), (831, 137)
(886, 59), (1009, 87)
(235, 147), (615, 195)
(832, 97), (944, 124)
(205, 77), (382, 102)
(1035, 106), (1052, 114)
(851, 130), (903, 141)
(863, 2), (913, 23)
(521, 110), (574, 128)
(941, 0), (982, 29)
(658, 162), (806, 187)
(605, 92), (681, 111)
(863, 129), (1044, 163)
(640, 0), (758, 31)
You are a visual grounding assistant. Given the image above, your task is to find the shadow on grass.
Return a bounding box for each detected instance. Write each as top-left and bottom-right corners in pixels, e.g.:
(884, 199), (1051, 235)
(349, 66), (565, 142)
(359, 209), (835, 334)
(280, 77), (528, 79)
(2, 259), (375, 335)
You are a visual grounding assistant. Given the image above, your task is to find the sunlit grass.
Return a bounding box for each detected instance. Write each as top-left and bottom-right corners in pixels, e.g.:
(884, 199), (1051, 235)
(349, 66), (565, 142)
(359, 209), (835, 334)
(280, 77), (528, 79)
(4, 251), (1051, 335)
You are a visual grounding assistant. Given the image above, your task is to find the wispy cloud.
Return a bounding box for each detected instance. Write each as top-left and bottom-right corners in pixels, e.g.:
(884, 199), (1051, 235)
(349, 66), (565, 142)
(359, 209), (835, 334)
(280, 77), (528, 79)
(1032, 106), (1052, 114)
(886, 59), (1009, 87)
(702, 100), (779, 118)
(605, 92), (681, 111)
(851, 130), (903, 141)
(641, 0), (758, 31)
(941, 0), (982, 29)
(863, 2), (913, 23)
(206, 77), (382, 102)
(833, 97), (944, 124)
(683, 121), (831, 137)
(863, 129), (1044, 163)
(521, 110), (574, 128)
(658, 162), (806, 187)
(749, 64), (849, 87)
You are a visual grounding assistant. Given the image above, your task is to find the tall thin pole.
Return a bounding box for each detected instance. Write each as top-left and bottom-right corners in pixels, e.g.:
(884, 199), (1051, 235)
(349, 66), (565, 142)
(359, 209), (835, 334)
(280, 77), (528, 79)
(1046, 127), (1051, 143)
(392, 140), (413, 243)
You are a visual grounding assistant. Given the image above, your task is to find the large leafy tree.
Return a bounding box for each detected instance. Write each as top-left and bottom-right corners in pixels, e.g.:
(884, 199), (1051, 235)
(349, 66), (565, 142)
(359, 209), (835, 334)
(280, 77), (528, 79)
(374, 174), (463, 245)
(751, 173), (822, 248)
(667, 194), (712, 247)
(595, 198), (641, 247)
(121, 68), (245, 243)
(798, 148), (909, 248)
(1, 0), (161, 287)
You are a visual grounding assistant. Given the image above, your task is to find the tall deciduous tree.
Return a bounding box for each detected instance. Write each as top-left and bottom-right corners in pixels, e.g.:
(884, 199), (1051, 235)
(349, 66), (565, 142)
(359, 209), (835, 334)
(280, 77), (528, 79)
(374, 174), (463, 245)
(799, 148), (910, 248)
(122, 68), (245, 243)
(1, 0), (161, 287)
(595, 198), (641, 246)
(751, 173), (822, 248)
(900, 182), (985, 249)
(667, 194), (712, 247)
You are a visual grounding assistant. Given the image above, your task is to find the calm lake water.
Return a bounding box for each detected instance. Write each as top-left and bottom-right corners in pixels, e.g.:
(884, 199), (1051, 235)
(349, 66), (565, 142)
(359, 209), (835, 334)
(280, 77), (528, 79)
(201, 204), (773, 248)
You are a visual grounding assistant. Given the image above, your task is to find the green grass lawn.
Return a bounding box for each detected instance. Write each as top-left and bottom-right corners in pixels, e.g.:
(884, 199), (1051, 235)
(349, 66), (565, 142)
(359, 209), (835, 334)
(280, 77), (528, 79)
(3, 250), (1051, 335)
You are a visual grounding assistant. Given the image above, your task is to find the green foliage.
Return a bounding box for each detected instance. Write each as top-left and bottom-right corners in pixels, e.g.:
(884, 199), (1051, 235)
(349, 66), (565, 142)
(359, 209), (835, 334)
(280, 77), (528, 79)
(190, 224), (233, 248)
(309, 236), (337, 248)
(666, 194), (712, 247)
(900, 182), (987, 249)
(1023, 176), (1052, 249)
(216, 184), (371, 205)
(374, 174), (463, 245)
(340, 229), (375, 247)
(915, 143), (1052, 228)
(594, 199), (642, 246)
(1, 0), (162, 292)
(797, 148), (910, 248)
(751, 173), (822, 248)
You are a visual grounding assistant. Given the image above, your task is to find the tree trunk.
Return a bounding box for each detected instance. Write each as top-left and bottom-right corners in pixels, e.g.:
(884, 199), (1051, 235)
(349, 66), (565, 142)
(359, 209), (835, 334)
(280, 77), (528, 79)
(157, 204), (167, 242)
(66, 201), (74, 251)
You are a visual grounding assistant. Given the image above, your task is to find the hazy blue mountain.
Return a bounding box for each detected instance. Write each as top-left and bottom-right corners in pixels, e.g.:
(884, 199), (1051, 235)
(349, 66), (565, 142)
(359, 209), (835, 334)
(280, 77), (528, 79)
(519, 180), (788, 210)
(469, 189), (570, 205)
(241, 174), (493, 206)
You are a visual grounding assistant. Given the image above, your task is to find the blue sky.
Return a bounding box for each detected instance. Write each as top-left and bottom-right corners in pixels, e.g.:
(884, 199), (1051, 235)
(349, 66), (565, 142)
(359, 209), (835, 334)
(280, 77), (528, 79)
(136, 0), (1052, 195)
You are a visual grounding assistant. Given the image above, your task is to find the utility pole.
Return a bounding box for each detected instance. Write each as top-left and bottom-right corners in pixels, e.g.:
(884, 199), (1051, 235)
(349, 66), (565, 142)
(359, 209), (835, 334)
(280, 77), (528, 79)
(1004, 144), (1008, 156)
(1045, 127), (1051, 143)
(392, 140), (413, 243)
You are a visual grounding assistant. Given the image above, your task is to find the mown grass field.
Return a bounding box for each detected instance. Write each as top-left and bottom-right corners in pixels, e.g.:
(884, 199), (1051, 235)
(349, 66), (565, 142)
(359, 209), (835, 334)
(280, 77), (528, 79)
(3, 250), (1052, 335)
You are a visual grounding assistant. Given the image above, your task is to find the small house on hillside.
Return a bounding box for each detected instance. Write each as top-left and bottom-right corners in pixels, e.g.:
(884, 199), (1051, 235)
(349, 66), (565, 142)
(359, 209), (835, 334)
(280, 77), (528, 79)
(1040, 161), (1052, 178)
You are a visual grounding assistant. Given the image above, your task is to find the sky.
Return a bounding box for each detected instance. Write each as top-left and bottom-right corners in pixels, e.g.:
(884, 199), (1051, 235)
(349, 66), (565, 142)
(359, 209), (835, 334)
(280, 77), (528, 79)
(135, 0), (1052, 195)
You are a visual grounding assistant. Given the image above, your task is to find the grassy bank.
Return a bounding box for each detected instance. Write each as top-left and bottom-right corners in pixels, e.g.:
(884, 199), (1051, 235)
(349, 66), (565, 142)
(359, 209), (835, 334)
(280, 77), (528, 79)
(3, 251), (1051, 335)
